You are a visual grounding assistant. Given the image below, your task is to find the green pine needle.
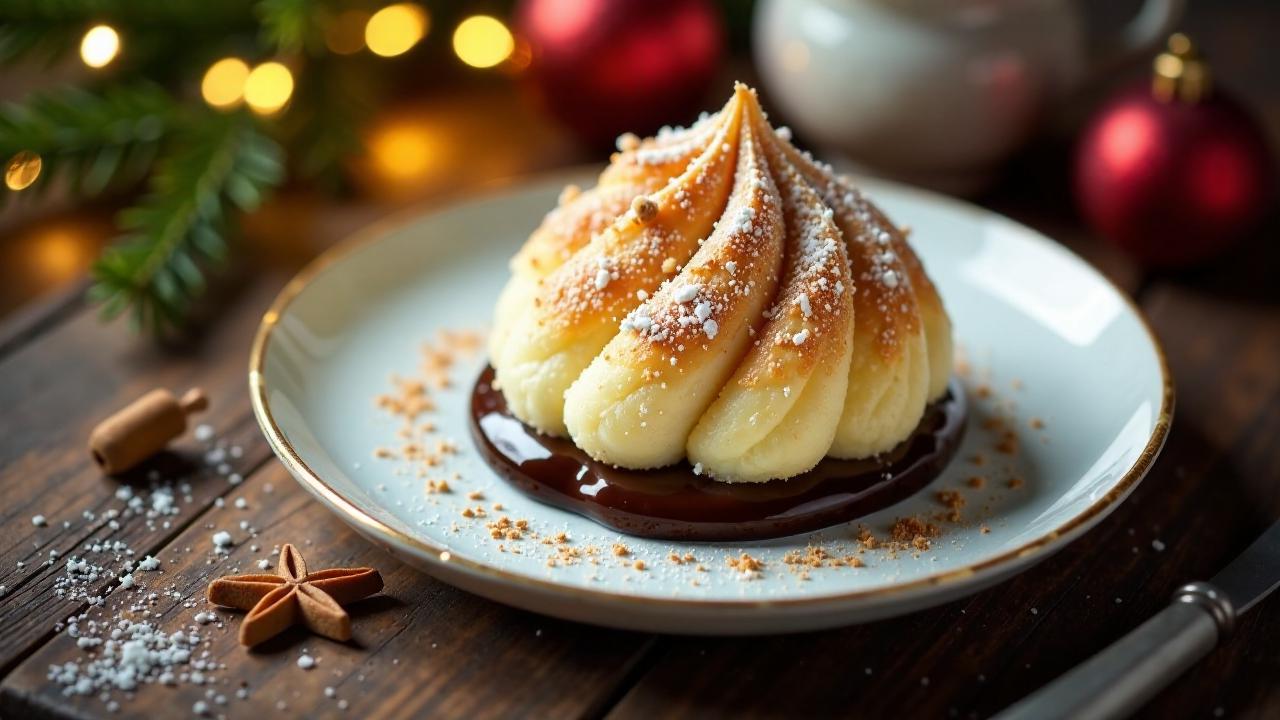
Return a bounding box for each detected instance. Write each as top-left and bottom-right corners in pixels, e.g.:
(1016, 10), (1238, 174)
(256, 0), (325, 55)
(90, 111), (284, 333)
(0, 19), (78, 67)
(0, 0), (113, 65)
(1, 0), (378, 336)
(281, 56), (375, 187)
(0, 1), (260, 65)
(0, 82), (173, 202)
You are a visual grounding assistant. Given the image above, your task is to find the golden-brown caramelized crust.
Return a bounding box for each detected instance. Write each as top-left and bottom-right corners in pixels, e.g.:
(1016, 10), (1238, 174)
(489, 84), (953, 477)
(492, 89), (747, 436)
(562, 115), (785, 468)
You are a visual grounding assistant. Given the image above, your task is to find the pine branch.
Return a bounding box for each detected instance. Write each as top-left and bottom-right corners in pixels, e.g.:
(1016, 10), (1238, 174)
(0, 0), (113, 65)
(280, 55), (377, 189)
(256, 0), (324, 55)
(89, 111), (284, 333)
(0, 0), (258, 66)
(0, 20), (78, 67)
(0, 82), (174, 202)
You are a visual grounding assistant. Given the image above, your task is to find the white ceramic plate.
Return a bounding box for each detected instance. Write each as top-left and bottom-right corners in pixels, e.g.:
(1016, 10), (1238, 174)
(250, 171), (1171, 634)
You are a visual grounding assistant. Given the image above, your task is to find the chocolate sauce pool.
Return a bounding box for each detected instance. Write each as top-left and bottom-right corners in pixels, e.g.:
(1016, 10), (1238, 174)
(469, 366), (967, 541)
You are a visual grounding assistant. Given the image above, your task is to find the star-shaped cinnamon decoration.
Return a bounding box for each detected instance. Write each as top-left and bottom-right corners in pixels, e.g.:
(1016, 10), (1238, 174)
(206, 544), (383, 647)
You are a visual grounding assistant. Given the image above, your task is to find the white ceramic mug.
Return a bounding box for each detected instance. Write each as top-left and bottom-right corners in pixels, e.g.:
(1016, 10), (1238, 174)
(754, 0), (1184, 193)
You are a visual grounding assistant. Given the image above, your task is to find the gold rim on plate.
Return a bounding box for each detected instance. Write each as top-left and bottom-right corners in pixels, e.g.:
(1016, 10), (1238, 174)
(249, 169), (1175, 612)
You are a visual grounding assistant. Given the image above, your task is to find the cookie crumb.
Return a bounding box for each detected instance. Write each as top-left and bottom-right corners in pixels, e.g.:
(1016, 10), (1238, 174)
(891, 516), (940, 552)
(726, 553), (764, 577)
(935, 490), (966, 522)
(631, 196), (659, 224)
(995, 430), (1019, 455)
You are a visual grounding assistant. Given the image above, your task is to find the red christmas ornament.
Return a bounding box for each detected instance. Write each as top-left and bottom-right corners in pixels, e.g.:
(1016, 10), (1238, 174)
(1075, 34), (1273, 267)
(516, 0), (725, 148)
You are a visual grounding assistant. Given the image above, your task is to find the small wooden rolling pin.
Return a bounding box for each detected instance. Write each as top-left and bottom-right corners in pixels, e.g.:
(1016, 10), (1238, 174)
(89, 388), (208, 474)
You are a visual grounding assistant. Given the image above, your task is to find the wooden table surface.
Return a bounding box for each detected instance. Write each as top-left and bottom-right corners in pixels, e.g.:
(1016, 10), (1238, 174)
(1, 6), (1278, 719)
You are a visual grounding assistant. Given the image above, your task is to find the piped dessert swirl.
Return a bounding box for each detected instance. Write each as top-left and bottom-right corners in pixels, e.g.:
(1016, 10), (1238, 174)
(490, 84), (953, 483)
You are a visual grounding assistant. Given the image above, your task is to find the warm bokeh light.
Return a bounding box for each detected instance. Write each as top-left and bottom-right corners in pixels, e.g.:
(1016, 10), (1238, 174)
(366, 4), (429, 58)
(453, 15), (514, 69)
(201, 57), (251, 110)
(30, 226), (93, 282)
(502, 38), (533, 74)
(5, 151), (42, 191)
(352, 97), (543, 201)
(0, 214), (112, 317)
(80, 24), (120, 68)
(325, 9), (372, 55)
(367, 119), (442, 184)
(243, 62), (295, 116)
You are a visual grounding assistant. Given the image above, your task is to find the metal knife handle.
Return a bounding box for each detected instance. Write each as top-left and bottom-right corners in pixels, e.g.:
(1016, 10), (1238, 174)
(996, 583), (1235, 720)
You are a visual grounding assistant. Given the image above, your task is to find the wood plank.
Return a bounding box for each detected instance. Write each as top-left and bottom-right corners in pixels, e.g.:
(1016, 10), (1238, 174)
(0, 272), (288, 675)
(0, 280), (87, 361)
(599, 524), (1170, 719)
(950, 225), (1280, 717)
(0, 463), (653, 719)
(960, 303), (1280, 719)
(0, 417), (274, 672)
(603, 275), (1280, 719)
(1113, 281), (1280, 719)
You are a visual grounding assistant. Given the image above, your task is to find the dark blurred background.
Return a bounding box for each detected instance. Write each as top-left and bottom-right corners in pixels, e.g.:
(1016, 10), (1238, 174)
(0, 0), (1274, 329)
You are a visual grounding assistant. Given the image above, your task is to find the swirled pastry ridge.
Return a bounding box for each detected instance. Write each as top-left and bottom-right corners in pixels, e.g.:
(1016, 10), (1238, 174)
(490, 85), (952, 482)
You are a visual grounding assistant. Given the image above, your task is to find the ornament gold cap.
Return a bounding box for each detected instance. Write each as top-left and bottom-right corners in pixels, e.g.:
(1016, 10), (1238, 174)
(1153, 33), (1211, 103)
